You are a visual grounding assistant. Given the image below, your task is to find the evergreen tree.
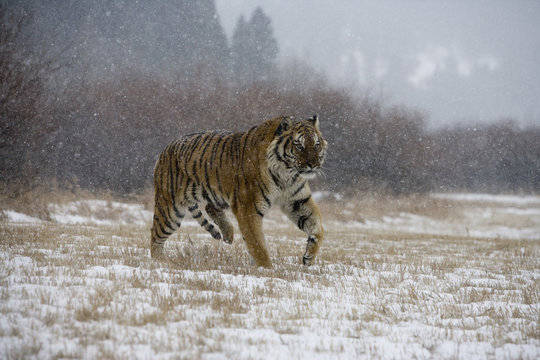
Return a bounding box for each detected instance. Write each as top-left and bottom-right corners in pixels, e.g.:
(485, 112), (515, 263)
(231, 15), (250, 82)
(171, 0), (230, 75)
(231, 7), (278, 83)
(24, 0), (230, 81)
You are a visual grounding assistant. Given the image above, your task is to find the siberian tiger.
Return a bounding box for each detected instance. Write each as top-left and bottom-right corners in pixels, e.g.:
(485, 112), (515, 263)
(150, 115), (327, 267)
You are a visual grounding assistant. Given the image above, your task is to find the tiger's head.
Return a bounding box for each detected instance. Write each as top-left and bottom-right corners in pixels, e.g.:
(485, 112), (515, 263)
(270, 115), (328, 180)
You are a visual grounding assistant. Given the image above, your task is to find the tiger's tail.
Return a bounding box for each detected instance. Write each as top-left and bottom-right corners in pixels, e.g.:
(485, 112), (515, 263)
(187, 203), (222, 240)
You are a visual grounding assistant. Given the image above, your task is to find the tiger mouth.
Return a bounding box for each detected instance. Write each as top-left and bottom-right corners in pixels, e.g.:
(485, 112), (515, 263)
(299, 169), (318, 179)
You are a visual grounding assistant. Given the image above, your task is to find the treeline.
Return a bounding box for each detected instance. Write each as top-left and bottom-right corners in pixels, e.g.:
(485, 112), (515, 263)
(1, 3), (539, 195)
(429, 123), (540, 192)
(3, 69), (539, 194)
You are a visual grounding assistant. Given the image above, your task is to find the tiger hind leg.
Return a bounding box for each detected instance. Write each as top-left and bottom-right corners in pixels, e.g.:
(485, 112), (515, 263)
(150, 200), (185, 258)
(206, 203), (234, 244)
(187, 203), (222, 240)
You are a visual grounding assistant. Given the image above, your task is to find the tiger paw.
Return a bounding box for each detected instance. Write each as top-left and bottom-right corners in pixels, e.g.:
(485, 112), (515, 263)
(302, 253), (314, 266)
(150, 242), (165, 259)
(222, 228), (234, 244)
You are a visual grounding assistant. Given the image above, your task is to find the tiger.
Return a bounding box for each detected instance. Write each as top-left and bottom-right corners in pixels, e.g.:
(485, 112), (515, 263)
(150, 115), (327, 267)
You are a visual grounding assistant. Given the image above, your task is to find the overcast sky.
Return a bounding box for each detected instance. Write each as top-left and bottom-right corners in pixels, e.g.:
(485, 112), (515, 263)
(216, 0), (540, 127)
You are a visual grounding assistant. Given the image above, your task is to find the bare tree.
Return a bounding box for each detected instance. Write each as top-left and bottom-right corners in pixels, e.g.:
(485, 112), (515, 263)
(0, 4), (68, 189)
(0, 5), (41, 184)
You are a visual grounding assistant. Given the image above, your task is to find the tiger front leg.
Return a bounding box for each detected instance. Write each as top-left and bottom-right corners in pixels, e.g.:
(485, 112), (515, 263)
(303, 230), (323, 266)
(283, 196), (324, 266)
(234, 209), (272, 268)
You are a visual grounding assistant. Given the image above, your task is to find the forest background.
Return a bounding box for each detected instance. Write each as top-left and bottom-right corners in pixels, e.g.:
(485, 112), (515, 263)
(1, 1), (539, 197)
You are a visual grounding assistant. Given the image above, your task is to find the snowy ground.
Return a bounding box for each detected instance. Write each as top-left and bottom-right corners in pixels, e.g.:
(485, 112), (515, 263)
(1, 193), (539, 359)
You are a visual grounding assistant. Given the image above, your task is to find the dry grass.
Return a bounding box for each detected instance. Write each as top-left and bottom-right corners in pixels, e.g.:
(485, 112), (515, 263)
(0, 193), (539, 359)
(320, 192), (458, 222)
(0, 185), (121, 221)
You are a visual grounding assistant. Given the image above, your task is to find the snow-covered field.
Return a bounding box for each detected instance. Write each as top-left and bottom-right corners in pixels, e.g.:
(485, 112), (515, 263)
(1, 193), (539, 359)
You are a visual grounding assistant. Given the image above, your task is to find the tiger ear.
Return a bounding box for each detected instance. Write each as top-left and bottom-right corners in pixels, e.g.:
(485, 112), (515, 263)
(275, 116), (293, 136)
(307, 114), (319, 129)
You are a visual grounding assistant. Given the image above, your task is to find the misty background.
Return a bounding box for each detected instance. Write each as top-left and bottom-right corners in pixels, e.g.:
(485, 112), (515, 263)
(1, 0), (539, 196)
(217, 0), (540, 128)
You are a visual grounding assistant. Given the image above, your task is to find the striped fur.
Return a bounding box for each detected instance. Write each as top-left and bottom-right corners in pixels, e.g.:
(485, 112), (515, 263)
(150, 115), (327, 267)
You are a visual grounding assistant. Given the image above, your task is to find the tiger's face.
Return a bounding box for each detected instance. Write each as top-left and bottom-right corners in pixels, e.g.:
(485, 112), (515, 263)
(273, 115), (327, 180)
